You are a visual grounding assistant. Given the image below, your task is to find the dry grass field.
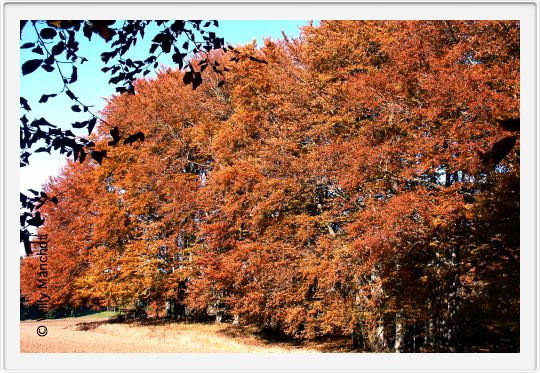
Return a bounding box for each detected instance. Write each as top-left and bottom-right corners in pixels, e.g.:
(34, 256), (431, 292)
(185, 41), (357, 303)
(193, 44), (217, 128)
(21, 318), (352, 353)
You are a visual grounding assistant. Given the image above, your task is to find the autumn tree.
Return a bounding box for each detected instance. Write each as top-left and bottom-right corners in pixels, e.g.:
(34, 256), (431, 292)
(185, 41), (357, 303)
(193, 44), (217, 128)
(21, 20), (519, 352)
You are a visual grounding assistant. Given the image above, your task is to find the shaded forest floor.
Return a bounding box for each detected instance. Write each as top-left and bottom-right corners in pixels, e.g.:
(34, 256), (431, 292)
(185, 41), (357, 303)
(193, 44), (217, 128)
(20, 317), (355, 353)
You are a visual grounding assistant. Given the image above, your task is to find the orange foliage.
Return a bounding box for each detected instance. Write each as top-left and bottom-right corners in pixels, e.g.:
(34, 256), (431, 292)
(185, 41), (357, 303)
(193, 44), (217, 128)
(21, 21), (519, 351)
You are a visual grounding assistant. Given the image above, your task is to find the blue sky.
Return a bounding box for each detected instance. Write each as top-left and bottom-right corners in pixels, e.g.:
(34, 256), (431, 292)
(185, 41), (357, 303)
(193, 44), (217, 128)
(20, 20), (311, 193)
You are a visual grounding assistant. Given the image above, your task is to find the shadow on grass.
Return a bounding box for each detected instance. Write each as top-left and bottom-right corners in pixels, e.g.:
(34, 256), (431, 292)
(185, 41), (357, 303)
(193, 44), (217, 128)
(21, 308), (116, 321)
(217, 324), (358, 352)
(74, 320), (108, 331)
(81, 316), (358, 352)
(109, 315), (215, 326)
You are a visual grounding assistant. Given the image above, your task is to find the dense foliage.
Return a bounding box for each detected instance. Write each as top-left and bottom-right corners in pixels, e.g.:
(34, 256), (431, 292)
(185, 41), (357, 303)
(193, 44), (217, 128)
(21, 20), (519, 352)
(20, 20), (228, 254)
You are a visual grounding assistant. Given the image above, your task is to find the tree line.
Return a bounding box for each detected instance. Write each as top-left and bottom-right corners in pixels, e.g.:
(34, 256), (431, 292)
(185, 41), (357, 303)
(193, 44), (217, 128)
(20, 20), (520, 352)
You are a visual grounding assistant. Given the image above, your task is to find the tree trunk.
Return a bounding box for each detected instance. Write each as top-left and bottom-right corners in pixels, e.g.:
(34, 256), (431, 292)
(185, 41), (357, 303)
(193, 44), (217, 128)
(394, 312), (405, 352)
(376, 321), (388, 351)
(425, 316), (436, 350)
(352, 319), (365, 349)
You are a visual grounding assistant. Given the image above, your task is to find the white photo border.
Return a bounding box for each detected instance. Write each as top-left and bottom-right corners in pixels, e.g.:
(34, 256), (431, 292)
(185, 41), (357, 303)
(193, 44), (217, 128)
(2, 1), (537, 372)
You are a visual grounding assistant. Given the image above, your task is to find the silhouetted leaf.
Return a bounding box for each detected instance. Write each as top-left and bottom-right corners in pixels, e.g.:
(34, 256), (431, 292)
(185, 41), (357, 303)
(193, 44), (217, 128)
(20, 20), (28, 36)
(213, 37), (224, 49)
(90, 20), (116, 41)
(41, 64), (54, 72)
(497, 118), (520, 132)
(83, 22), (93, 41)
(123, 132), (145, 145)
(27, 212), (44, 227)
(21, 232), (31, 255)
(70, 66), (78, 83)
(39, 94), (57, 103)
(101, 51), (115, 63)
(192, 72), (202, 90)
(51, 41), (65, 56)
(31, 45), (44, 55)
(33, 118), (54, 127)
(44, 54), (54, 65)
(248, 56), (268, 64)
(172, 48), (186, 65)
(40, 28), (57, 39)
(170, 20), (185, 33)
(108, 127), (121, 146)
(481, 135), (518, 168)
(21, 42), (34, 49)
(91, 150), (107, 164)
(87, 117), (97, 135)
(71, 105), (81, 112)
(21, 59), (42, 75)
(35, 146), (51, 153)
(66, 89), (76, 100)
(153, 31), (173, 53)
(71, 120), (88, 129)
(183, 71), (193, 85)
(20, 97), (31, 111)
